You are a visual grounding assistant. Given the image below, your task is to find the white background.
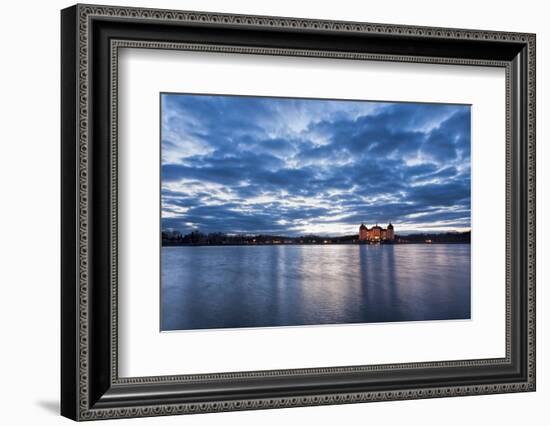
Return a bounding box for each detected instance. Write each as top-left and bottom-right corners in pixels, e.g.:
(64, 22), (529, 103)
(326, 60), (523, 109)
(119, 49), (505, 377)
(0, 0), (547, 425)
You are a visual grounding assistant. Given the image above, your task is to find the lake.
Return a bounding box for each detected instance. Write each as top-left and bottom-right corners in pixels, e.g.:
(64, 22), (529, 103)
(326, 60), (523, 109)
(161, 244), (471, 331)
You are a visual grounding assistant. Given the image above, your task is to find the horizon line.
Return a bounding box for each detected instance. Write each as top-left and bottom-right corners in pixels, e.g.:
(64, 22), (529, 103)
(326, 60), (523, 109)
(162, 229), (472, 237)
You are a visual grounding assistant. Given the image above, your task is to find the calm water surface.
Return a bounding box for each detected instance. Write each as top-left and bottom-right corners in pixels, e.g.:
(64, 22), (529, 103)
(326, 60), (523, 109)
(161, 244), (470, 331)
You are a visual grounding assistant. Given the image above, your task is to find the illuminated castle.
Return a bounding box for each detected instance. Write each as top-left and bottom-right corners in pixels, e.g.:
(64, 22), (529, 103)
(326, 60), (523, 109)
(358, 222), (394, 242)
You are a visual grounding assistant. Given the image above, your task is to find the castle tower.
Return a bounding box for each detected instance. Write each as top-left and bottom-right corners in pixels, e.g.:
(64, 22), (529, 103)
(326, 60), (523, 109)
(359, 223), (368, 241)
(387, 222), (395, 240)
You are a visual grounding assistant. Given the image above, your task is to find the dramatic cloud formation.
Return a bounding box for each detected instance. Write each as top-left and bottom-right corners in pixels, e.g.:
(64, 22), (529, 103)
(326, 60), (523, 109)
(161, 93), (471, 235)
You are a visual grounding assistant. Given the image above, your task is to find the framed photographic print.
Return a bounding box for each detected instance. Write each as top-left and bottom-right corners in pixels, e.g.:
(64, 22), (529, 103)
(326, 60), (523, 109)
(61, 4), (536, 421)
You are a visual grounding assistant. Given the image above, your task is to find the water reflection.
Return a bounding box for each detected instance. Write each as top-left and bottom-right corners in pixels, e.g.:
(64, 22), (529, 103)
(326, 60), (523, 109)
(161, 244), (471, 331)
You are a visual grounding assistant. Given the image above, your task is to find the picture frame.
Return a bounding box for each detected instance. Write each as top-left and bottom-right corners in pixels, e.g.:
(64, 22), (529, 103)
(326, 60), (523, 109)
(61, 3), (536, 421)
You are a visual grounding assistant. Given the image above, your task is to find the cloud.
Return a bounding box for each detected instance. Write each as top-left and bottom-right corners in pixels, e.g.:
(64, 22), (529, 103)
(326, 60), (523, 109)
(161, 94), (470, 235)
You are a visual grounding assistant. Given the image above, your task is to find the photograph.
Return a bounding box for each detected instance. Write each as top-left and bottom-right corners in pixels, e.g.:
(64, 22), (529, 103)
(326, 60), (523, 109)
(160, 93), (472, 331)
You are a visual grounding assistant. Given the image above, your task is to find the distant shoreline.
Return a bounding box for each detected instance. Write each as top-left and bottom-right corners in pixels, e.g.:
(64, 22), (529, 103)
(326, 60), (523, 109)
(162, 230), (471, 247)
(162, 241), (471, 247)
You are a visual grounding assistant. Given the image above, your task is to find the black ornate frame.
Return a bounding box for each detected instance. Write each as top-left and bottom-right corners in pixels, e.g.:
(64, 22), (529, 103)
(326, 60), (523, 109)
(61, 3), (536, 421)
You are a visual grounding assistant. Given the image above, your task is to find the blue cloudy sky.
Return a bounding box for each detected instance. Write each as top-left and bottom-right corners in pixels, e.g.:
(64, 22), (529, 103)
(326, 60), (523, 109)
(161, 93), (471, 236)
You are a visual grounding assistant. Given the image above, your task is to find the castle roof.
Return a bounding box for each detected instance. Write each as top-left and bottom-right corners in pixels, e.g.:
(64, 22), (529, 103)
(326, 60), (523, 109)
(359, 223), (367, 230)
(387, 223), (394, 229)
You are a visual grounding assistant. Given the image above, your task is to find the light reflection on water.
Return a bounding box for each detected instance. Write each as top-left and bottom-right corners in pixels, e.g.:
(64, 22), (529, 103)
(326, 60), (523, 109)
(161, 244), (471, 331)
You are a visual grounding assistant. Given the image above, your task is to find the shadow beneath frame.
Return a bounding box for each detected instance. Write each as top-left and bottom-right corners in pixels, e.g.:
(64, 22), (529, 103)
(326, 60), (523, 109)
(36, 400), (59, 416)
